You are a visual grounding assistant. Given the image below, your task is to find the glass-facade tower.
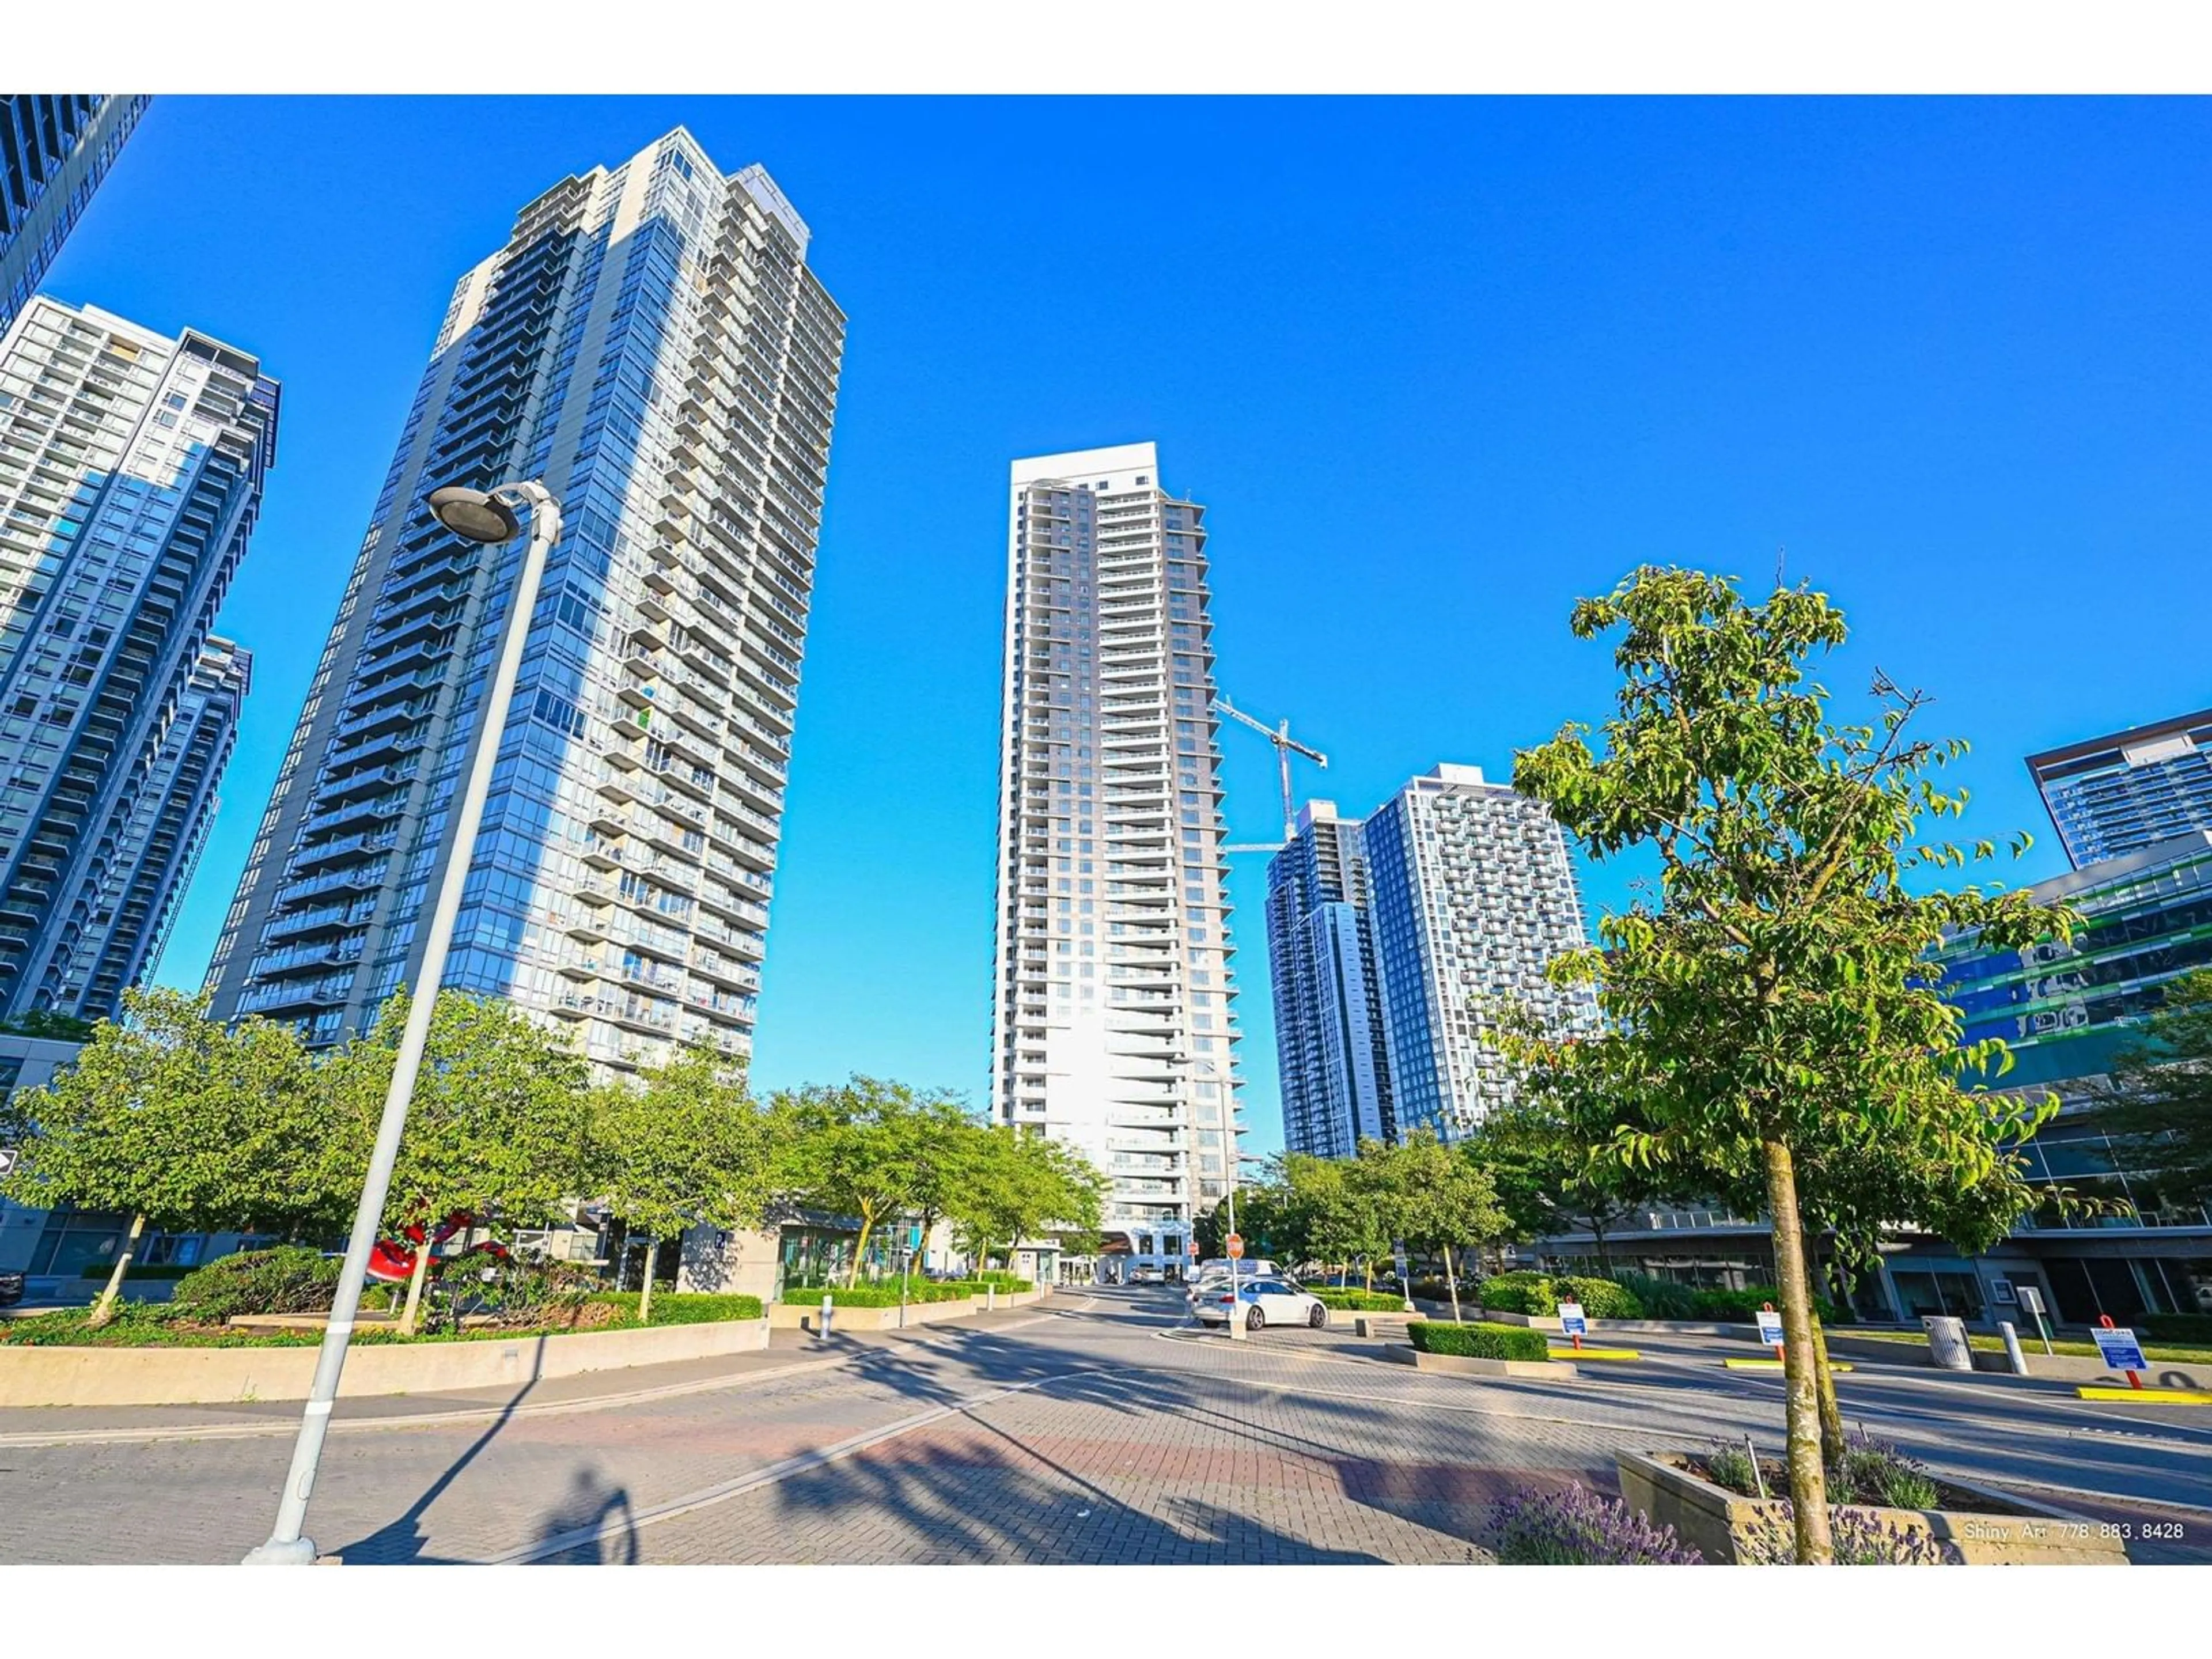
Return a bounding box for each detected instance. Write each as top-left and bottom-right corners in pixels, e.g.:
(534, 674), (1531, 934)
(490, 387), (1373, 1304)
(207, 130), (843, 1070)
(991, 442), (1244, 1271)
(0, 96), (148, 334)
(0, 297), (276, 1020)
(2028, 710), (2212, 870)
(1266, 799), (1393, 1159)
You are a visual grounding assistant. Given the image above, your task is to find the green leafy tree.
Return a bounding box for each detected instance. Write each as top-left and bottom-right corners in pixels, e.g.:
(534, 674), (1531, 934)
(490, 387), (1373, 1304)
(1509, 566), (2071, 1562)
(949, 1125), (1107, 1271)
(1468, 1092), (1667, 1277)
(892, 1095), (995, 1270)
(1365, 1129), (1507, 1321)
(775, 1077), (938, 1286)
(2085, 968), (2212, 1218)
(328, 990), (593, 1333)
(0, 988), (332, 1325)
(1286, 1153), (1391, 1288)
(589, 1046), (775, 1324)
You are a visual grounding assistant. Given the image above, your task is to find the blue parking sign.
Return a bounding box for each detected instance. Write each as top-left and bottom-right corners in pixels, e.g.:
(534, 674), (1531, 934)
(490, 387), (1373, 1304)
(2092, 1325), (2147, 1373)
(1557, 1300), (1588, 1337)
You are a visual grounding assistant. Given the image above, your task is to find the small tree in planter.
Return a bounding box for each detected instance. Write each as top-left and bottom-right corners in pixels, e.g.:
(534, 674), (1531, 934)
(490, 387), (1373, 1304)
(0, 989), (336, 1325)
(1510, 566), (2070, 1562)
(589, 1046), (775, 1325)
(1370, 1128), (1506, 1324)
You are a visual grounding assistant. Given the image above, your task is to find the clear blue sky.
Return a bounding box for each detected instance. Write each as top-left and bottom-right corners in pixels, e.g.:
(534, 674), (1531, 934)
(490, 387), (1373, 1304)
(42, 96), (2212, 1153)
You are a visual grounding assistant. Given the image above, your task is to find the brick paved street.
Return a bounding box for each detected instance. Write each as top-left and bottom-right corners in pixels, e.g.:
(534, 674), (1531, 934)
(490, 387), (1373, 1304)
(2, 1286), (2208, 1565)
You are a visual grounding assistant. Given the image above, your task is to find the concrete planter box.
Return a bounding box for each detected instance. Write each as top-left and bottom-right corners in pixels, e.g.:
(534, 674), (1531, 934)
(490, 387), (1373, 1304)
(0, 1316), (769, 1408)
(1616, 1450), (2130, 1566)
(768, 1296), (978, 1332)
(1382, 1345), (1575, 1380)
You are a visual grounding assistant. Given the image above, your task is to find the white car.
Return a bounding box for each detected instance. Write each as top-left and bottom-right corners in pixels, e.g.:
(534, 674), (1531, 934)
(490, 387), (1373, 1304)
(1193, 1275), (1329, 1331)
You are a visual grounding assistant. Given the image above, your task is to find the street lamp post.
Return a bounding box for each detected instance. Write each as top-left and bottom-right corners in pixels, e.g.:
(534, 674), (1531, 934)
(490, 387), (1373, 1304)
(243, 480), (562, 1566)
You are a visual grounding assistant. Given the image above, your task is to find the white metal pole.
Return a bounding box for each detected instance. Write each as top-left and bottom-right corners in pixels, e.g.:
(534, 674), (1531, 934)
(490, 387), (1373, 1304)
(244, 482), (560, 1565)
(1225, 1181), (1245, 1342)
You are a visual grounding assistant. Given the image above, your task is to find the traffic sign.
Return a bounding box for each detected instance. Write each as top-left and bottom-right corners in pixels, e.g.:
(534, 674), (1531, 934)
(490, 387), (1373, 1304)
(1225, 1233), (1244, 1259)
(0, 1146), (17, 1177)
(2092, 1323), (2149, 1374)
(1557, 1300), (1588, 1338)
(1755, 1307), (1785, 1348)
(1187, 1238), (1200, 1257)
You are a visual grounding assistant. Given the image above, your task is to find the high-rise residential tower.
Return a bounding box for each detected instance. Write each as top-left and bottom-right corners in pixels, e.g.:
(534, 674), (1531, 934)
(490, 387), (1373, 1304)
(1359, 763), (1593, 1139)
(2028, 710), (2212, 870)
(1266, 800), (1393, 1159)
(207, 130), (842, 1070)
(991, 442), (1244, 1272)
(0, 298), (277, 1019)
(1, 96), (149, 334)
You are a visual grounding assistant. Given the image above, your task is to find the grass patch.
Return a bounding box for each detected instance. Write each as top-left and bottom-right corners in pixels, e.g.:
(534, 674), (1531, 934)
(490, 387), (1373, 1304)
(0, 1291), (762, 1349)
(1406, 1320), (1554, 1362)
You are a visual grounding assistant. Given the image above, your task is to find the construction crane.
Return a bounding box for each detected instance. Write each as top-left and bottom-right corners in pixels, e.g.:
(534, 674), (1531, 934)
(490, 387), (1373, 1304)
(1214, 694), (1327, 850)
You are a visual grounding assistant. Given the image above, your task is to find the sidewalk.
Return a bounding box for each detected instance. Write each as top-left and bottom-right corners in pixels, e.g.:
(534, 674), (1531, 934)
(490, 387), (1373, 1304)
(0, 1296), (1081, 1447)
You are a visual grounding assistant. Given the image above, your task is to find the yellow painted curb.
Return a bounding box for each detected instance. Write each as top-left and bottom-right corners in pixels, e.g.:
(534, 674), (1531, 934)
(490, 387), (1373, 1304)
(2076, 1386), (2212, 1404)
(1549, 1347), (1642, 1360)
(1722, 1358), (1853, 1371)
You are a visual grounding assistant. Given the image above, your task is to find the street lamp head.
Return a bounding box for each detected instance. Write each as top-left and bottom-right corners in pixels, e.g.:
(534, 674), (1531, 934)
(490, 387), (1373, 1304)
(426, 484), (522, 545)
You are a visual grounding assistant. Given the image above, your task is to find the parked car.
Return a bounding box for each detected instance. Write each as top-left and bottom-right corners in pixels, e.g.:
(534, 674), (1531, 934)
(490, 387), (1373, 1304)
(1194, 1275), (1328, 1331)
(1195, 1258), (1281, 1281)
(1129, 1266), (1164, 1285)
(0, 1269), (23, 1307)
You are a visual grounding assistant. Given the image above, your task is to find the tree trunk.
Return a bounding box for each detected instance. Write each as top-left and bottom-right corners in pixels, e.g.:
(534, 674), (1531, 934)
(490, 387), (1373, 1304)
(87, 1212), (145, 1330)
(847, 1211), (875, 1289)
(638, 1238), (661, 1326)
(399, 1240), (434, 1336)
(1802, 1229), (1847, 1471)
(1363, 1257), (1374, 1293)
(1763, 1139), (1833, 1563)
(1592, 1219), (1612, 1277)
(1443, 1243), (1463, 1325)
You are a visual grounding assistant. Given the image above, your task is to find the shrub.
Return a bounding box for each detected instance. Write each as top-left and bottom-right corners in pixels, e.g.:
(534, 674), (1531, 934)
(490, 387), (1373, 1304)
(941, 1278), (1032, 1296)
(1490, 1483), (1703, 1565)
(1552, 1276), (1644, 1320)
(1830, 1429), (1939, 1510)
(1737, 1504), (1962, 1565)
(1476, 1274), (1555, 1314)
(73, 1262), (201, 1281)
(969, 1270), (1031, 1289)
(1684, 1284), (1846, 1326)
(1616, 1272), (1699, 1320)
(585, 1292), (762, 1326)
(1702, 1441), (1762, 1497)
(1311, 1288), (1410, 1310)
(169, 1247), (340, 1322)
(1407, 1320), (1554, 1362)
(2141, 1313), (2212, 1345)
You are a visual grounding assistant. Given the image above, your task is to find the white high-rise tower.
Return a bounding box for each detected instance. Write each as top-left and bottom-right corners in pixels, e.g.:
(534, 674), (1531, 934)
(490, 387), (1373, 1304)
(991, 443), (1244, 1274)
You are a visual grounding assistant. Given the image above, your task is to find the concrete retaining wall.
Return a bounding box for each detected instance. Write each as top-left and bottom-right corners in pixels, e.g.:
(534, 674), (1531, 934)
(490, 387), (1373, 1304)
(1823, 1332), (2209, 1388)
(1381, 1346), (1575, 1380)
(0, 1316), (770, 1408)
(768, 1297), (979, 1332)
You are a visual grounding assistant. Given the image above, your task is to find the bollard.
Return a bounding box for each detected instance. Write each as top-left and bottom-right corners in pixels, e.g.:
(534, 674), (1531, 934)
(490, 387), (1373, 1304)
(1999, 1320), (2030, 1377)
(987, 1285), (996, 1313)
(820, 1293), (833, 1338)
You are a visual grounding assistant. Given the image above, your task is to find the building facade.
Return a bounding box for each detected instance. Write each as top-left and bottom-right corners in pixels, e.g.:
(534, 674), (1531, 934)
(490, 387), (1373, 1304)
(990, 442), (1244, 1272)
(207, 130), (843, 1073)
(0, 96), (148, 335)
(1359, 763), (1594, 1141)
(2028, 709), (2212, 870)
(1266, 799), (1393, 1159)
(0, 298), (277, 1021)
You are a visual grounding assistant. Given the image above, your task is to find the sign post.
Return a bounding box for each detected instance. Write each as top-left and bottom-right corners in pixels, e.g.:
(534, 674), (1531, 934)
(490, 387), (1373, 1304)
(1225, 1229), (1246, 1343)
(2092, 1315), (2148, 1390)
(1756, 1301), (1786, 1362)
(1557, 1299), (1588, 1352)
(2018, 1284), (2054, 1355)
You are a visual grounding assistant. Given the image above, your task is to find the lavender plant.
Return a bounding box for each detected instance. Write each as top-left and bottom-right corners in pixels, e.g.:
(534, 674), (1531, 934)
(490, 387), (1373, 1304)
(1831, 1427), (1940, 1510)
(1738, 1502), (1961, 1565)
(1490, 1483), (1704, 1565)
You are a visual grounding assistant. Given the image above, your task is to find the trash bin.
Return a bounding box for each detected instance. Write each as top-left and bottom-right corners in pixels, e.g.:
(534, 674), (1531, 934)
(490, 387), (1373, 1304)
(1923, 1315), (1975, 1371)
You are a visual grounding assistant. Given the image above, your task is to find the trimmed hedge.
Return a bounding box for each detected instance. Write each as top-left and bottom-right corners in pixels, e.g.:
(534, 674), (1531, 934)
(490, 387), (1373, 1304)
(1475, 1274), (1645, 1320)
(1311, 1288), (1411, 1311)
(585, 1292), (762, 1325)
(944, 1278), (1033, 1296)
(1407, 1321), (1554, 1362)
(2141, 1313), (2212, 1345)
(778, 1282), (973, 1308)
(1681, 1283), (1846, 1326)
